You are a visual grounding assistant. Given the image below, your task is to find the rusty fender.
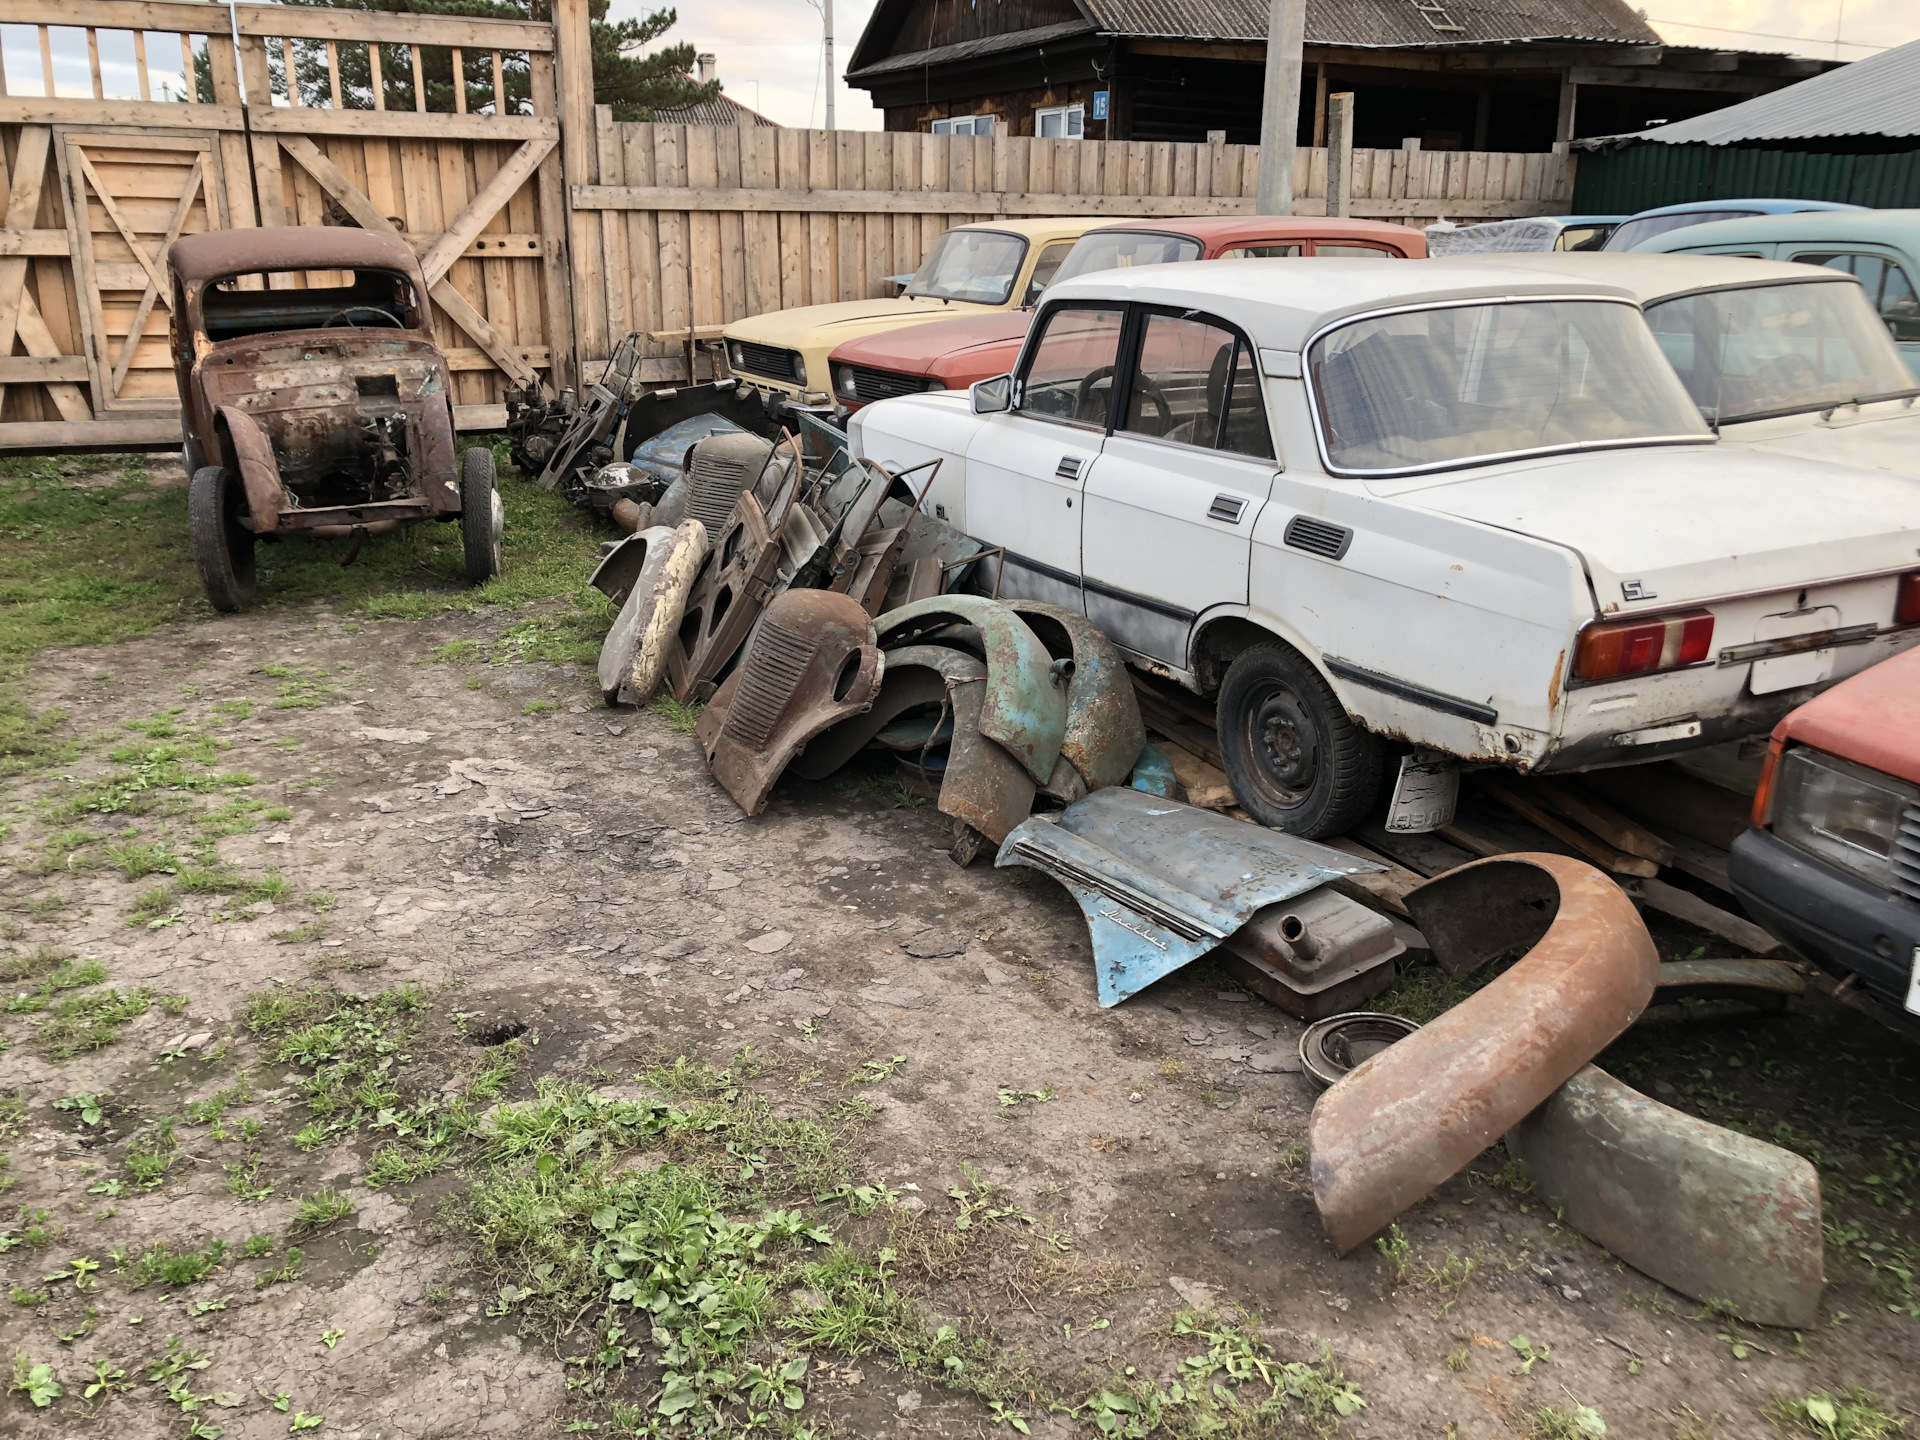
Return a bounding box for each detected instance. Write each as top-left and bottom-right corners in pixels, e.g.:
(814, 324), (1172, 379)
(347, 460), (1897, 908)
(596, 521), (709, 707)
(1008, 600), (1147, 792)
(1508, 1065), (1824, 1327)
(217, 405), (285, 534)
(1309, 853), (1659, 1255)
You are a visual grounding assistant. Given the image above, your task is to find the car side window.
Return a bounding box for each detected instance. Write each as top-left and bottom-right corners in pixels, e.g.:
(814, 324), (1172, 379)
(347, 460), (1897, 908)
(1220, 243), (1303, 259)
(1311, 243), (1394, 258)
(1797, 251), (1920, 342)
(1121, 311), (1273, 459)
(1023, 242), (1074, 305)
(1018, 306), (1126, 427)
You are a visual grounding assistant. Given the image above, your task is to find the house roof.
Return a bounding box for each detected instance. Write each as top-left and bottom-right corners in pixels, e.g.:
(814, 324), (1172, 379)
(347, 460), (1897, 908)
(1586, 35), (1920, 145)
(649, 91), (778, 127)
(848, 0), (1661, 78)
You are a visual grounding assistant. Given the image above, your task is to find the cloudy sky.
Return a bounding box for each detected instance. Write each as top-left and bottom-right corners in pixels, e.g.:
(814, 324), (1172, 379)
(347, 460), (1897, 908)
(644, 0), (1920, 131)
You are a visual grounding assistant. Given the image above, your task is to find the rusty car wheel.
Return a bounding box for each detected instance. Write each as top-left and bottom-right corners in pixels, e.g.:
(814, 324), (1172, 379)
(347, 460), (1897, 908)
(460, 447), (503, 583)
(188, 464), (255, 613)
(1217, 640), (1382, 837)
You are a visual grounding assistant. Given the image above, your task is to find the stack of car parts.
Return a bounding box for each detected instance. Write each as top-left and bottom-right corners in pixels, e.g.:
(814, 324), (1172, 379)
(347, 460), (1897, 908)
(1305, 852), (1824, 1326)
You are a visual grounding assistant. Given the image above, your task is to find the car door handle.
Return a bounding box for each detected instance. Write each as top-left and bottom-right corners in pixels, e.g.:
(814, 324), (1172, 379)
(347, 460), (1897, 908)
(1208, 493), (1248, 525)
(1055, 455), (1083, 480)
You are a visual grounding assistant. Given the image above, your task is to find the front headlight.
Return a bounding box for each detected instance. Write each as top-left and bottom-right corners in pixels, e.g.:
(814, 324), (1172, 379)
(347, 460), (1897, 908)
(728, 342), (745, 370)
(1773, 746), (1920, 891)
(833, 365), (857, 400)
(924, 379), (946, 392)
(792, 355), (808, 388)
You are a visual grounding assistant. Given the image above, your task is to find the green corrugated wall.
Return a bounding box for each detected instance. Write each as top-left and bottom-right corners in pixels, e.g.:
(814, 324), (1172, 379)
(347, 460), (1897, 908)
(1572, 144), (1920, 213)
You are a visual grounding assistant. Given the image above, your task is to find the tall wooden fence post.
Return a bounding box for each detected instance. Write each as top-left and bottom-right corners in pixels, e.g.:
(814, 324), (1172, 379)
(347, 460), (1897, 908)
(552, 0), (602, 376)
(1326, 93), (1354, 218)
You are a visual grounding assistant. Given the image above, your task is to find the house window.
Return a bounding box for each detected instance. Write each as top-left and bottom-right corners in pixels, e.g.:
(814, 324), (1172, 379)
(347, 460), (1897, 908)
(1036, 104), (1084, 139)
(932, 115), (993, 136)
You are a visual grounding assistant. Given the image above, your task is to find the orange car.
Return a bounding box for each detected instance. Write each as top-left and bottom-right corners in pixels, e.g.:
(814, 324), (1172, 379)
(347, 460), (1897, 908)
(828, 216), (1424, 412)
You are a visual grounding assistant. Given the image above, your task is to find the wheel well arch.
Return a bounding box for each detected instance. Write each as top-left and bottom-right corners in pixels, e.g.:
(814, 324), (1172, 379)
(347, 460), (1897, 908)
(1189, 614), (1292, 695)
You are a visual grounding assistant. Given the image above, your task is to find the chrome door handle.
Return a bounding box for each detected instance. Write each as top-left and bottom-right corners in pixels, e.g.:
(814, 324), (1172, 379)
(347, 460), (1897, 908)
(1055, 455), (1083, 480)
(1207, 493), (1248, 524)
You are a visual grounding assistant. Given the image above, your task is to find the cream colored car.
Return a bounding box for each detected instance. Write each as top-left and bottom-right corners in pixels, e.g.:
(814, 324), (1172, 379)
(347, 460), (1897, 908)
(721, 217), (1095, 415)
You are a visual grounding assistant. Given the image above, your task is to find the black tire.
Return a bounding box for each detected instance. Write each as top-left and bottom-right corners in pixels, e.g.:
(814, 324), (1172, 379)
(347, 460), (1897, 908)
(188, 465), (255, 613)
(1216, 640), (1384, 838)
(460, 446), (503, 583)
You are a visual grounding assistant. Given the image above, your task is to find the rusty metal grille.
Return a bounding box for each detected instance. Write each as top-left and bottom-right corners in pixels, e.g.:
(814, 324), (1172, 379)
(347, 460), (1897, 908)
(724, 618), (813, 751)
(687, 457), (753, 536)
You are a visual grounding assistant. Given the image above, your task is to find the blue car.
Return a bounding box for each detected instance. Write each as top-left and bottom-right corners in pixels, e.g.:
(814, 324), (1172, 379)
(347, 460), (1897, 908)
(1600, 198), (1864, 254)
(1636, 208), (1920, 378)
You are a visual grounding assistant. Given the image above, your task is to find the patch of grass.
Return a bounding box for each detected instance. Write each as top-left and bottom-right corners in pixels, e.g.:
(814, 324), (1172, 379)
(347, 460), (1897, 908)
(120, 1237), (229, 1289)
(287, 1188), (355, 1237)
(104, 839), (179, 881)
(209, 699), (253, 725)
(431, 640), (481, 664)
(649, 693), (704, 734)
(1766, 1389), (1906, 1440)
(64, 744), (256, 818)
(1526, 1397), (1608, 1440)
(197, 797), (274, 839)
(860, 773), (930, 810)
(270, 920), (328, 945)
(37, 986), (170, 1058)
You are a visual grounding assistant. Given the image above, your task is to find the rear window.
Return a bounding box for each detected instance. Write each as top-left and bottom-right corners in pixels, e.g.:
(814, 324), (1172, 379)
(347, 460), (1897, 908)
(197, 268), (422, 341)
(1310, 299), (1709, 474)
(1052, 231), (1202, 285)
(1603, 210), (1761, 252)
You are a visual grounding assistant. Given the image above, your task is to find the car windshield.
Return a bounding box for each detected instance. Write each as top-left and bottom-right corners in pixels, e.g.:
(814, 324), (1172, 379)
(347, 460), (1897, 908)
(1051, 231), (1203, 285)
(904, 229), (1029, 304)
(1602, 209), (1760, 252)
(1645, 280), (1918, 423)
(199, 267), (421, 342)
(1311, 299), (1710, 473)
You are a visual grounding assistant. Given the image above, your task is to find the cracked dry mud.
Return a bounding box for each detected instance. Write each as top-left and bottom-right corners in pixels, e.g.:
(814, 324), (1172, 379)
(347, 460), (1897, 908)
(3, 601), (1920, 1440)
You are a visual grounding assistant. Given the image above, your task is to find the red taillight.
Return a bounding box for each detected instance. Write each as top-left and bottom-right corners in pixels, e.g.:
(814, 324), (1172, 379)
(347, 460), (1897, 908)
(1896, 570), (1920, 625)
(1573, 610), (1715, 682)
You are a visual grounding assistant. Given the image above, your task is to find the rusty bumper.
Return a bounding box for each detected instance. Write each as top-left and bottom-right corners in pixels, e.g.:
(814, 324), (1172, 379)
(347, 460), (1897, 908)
(1507, 1065), (1824, 1327)
(1308, 853), (1659, 1255)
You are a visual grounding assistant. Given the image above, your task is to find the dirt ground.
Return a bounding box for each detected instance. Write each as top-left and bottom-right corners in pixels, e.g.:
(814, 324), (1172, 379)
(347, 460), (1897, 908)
(4, 468), (1920, 1440)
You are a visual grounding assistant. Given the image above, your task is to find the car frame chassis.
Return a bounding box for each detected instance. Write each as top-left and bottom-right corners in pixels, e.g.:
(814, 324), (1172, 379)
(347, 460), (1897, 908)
(168, 226), (502, 611)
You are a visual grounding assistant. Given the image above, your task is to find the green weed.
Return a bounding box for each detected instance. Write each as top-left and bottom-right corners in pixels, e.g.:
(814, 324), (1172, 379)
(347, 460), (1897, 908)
(1766, 1389), (1906, 1439)
(649, 693), (704, 734)
(287, 1188), (355, 1237)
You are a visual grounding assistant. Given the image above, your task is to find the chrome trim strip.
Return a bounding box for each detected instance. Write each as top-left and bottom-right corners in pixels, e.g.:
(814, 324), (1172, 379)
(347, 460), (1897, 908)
(1323, 656), (1499, 725)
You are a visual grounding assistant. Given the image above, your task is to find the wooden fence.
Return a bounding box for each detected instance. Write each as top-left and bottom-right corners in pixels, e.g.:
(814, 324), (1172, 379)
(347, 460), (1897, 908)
(0, 0), (573, 450)
(0, 0), (1577, 447)
(569, 120), (1575, 386)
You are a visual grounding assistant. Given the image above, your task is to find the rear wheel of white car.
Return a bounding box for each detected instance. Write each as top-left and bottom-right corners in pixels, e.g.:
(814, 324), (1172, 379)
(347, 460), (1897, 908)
(188, 464), (256, 613)
(460, 446), (504, 583)
(1217, 641), (1384, 838)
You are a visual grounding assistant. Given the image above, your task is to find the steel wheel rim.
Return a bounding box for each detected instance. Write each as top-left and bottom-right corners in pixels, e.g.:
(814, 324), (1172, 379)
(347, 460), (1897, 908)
(1240, 679), (1320, 810)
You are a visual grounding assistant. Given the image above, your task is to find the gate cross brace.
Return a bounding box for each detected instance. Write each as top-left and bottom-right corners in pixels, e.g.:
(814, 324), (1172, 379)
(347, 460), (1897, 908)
(0, 126), (88, 421)
(276, 134), (546, 389)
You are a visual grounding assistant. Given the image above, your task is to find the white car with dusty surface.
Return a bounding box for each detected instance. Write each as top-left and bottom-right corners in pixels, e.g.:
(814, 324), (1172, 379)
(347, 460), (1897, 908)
(850, 259), (1920, 836)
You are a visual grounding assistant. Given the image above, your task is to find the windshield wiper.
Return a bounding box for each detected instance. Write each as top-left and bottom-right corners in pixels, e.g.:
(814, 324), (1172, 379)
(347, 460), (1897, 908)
(1719, 386), (1920, 426)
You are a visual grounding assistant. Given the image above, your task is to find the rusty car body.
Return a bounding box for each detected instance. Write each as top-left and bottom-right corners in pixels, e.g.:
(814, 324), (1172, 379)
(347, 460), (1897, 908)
(1308, 852), (1659, 1254)
(169, 227), (500, 611)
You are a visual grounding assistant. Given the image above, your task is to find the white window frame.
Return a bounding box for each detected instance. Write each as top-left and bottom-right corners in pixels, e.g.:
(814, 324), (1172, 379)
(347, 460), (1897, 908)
(931, 114), (994, 136)
(1035, 103), (1085, 139)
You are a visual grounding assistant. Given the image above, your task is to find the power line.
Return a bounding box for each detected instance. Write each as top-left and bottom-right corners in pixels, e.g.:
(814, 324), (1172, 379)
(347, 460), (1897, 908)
(1645, 15), (1894, 52)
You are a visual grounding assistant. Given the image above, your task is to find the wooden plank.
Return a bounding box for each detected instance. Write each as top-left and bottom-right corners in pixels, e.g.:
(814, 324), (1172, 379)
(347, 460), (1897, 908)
(0, 126), (53, 416)
(110, 154), (202, 397)
(6, 1), (231, 34)
(237, 35), (287, 225)
(688, 123), (722, 325)
(808, 127), (833, 308)
(410, 41), (425, 111)
(0, 355), (88, 383)
(715, 125), (746, 326)
(231, 3), (553, 53)
(654, 123), (688, 357)
(453, 402), (508, 430)
(1157, 739), (1234, 810)
(1527, 777), (1677, 866)
(1320, 837), (1423, 919)
(527, 49), (573, 389)
(419, 135), (553, 285)
(1632, 877), (1781, 955)
(622, 121), (662, 342)
(248, 107), (555, 142)
(0, 96), (242, 128)
(1351, 821), (1475, 878)
(1481, 775), (1658, 878)
(567, 183), (1560, 221)
(442, 345), (548, 370)
(16, 289), (96, 421)
(1582, 763), (1752, 850)
(0, 415), (177, 448)
(594, 108), (631, 343)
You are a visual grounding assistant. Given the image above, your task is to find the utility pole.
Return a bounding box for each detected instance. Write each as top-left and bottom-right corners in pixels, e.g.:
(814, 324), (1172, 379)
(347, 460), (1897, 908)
(824, 0), (835, 130)
(1255, 0), (1305, 214)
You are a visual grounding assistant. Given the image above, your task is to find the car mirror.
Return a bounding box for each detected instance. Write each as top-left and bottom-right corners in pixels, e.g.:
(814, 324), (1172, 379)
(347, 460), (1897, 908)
(972, 374), (1015, 415)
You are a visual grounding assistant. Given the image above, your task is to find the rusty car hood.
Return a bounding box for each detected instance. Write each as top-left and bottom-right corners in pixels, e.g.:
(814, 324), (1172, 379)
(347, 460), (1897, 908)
(195, 332), (451, 416)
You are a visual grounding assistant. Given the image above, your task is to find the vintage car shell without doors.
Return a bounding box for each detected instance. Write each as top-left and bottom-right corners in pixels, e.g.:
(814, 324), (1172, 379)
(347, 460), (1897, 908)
(827, 215), (1425, 414)
(169, 227), (497, 610)
(850, 258), (1920, 836)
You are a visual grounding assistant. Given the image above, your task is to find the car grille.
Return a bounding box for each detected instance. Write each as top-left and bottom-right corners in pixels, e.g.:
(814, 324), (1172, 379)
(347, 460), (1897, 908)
(1895, 802), (1920, 903)
(731, 342), (802, 385)
(843, 366), (933, 403)
(724, 616), (811, 751)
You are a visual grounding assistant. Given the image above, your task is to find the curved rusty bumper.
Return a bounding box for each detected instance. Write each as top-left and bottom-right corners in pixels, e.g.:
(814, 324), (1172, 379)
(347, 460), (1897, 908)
(1308, 853), (1659, 1255)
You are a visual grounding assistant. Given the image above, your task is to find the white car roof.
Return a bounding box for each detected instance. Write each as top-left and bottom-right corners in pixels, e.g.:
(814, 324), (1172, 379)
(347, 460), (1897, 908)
(1037, 257), (1642, 351)
(1446, 251), (1854, 305)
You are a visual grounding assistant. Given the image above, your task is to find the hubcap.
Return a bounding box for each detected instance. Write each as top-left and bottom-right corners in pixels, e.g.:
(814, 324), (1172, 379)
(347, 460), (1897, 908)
(1244, 682), (1318, 807)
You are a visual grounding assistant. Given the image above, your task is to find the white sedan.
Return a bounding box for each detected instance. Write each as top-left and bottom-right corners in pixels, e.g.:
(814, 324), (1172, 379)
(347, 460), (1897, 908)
(849, 260), (1920, 837)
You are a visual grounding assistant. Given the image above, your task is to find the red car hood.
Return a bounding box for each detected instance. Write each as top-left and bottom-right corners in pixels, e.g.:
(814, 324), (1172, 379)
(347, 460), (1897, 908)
(1775, 644), (1920, 785)
(830, 312), (1032, 378)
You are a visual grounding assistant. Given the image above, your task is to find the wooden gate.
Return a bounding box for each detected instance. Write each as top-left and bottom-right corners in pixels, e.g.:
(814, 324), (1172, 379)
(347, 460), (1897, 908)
(0, 0), (579, 449)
